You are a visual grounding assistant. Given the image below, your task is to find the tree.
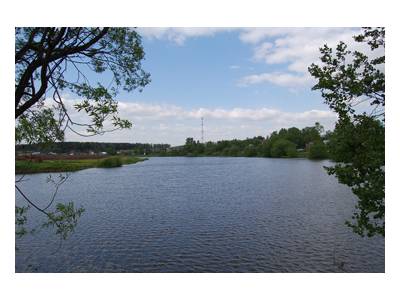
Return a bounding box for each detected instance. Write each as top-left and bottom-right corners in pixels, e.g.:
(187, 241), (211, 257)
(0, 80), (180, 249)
(309, 27), (385, 237)
(184, 137), (196, 154)
(15, 27), (150, 240)
(308, 141), (328, 159)
(302, 124), (322, 145)
(228, 145), (240, 156)
(270, 139), (297, 158)
(243, 144), (257, 157)
(286, 127), (304, 148)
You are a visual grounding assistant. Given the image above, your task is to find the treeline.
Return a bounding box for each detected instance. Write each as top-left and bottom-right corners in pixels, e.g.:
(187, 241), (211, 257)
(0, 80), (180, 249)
(16, 142), (170, 155)
(16, 123), (331, 159)
(162, 122), (329, 159)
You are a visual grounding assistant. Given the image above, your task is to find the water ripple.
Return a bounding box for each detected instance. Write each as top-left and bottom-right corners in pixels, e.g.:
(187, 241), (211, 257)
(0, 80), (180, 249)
(16, 157), (384, 272)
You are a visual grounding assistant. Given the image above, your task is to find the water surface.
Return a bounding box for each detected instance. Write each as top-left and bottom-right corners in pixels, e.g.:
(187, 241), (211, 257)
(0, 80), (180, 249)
(15, 157), (384, 272)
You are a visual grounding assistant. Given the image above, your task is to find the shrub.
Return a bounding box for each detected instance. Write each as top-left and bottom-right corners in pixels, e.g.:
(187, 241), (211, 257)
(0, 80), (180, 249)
(97, 157), (122, 168)
(270, 139), (297, 158)
(308, 141), (328, 159)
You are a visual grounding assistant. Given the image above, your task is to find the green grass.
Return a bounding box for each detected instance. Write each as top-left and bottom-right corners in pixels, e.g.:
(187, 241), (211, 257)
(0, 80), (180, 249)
(15, 156), (147, 174)
(97, 156), (123, 168)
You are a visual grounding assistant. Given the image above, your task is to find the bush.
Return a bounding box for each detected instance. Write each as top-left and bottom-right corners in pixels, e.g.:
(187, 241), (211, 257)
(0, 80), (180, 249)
(308, 141), (328, 159)
(270, 139), (297, 158)
(97, 157), (122, 168)
(243, 144), (257, 157)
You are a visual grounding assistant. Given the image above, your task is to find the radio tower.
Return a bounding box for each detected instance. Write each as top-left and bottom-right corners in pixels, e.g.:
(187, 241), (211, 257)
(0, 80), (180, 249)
(201, 117), (204, 144)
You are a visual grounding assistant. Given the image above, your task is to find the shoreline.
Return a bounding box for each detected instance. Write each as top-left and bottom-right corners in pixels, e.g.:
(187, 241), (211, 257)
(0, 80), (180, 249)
(15, 156), (147, 174)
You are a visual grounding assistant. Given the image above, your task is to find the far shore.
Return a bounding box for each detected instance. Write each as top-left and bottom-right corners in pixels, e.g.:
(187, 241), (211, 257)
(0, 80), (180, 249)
(15, 155), (147, 174)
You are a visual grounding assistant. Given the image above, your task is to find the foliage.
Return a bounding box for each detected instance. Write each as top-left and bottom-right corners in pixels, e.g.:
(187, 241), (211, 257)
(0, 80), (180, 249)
(97, 157), (123, 168)
(285, 127), (304, 147)
(15, 108), (64, 144)
(309, 27), (385, 237)
(15, 180), (85, 241)
(325, 116), (384, 236)
(270, 139), (297, 158)
(308, 141), (328, 159)
(42, 202), (85, 240)
(165, 123), (325, 159)
(15, 27), (150, 242)
(309, 30), (384, 118)
(15, 27), (150, 143)
(15, 206), (30, 238)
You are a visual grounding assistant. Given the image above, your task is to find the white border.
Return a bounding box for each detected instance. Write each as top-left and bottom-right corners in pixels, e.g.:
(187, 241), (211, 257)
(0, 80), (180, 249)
(1, 1), (399, 299)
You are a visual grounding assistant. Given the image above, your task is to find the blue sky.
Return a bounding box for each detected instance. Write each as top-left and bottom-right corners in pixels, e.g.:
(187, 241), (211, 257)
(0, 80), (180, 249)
(63, 27), (369, 145)
(118, 29), (326, 112)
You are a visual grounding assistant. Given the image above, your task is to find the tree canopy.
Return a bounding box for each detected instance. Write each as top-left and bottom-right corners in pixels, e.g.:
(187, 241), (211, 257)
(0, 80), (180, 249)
(15, 27), (150, 144)
(166, 123), (328, 159)
(15, 27), (150, 241)
(309, 27), (385, 237)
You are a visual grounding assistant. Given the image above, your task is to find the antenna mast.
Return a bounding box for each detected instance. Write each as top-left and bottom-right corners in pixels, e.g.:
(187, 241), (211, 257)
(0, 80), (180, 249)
(201, 117), (204, 144)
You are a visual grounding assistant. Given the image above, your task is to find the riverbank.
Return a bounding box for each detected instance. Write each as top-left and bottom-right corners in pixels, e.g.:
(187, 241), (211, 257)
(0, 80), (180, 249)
(15, 156), (147, 174)
(148, 150), (310, 159)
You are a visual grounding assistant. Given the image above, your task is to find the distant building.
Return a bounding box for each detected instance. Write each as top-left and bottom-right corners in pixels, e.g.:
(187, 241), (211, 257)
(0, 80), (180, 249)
(117, 150), (131, 155)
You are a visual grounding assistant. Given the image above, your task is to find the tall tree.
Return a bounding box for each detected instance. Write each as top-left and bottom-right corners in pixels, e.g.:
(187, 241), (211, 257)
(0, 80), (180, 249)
(15, 27), (150, 240)
(309, 27), (385, 237)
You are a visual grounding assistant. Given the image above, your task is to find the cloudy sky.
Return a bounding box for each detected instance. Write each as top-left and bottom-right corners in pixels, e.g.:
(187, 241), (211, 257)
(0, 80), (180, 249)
(63, 27), (368, 146)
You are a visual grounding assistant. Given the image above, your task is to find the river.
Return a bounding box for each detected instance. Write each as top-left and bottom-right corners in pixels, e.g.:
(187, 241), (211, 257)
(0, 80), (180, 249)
(15, 157), (384, 272)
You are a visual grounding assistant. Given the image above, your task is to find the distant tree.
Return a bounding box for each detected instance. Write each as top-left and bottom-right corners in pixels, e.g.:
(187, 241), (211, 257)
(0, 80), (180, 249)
(228, 145), (240, 156)
(204, 141), (216, 155)
(309, 27), (385, 237)
(270, 139), (297, 158)
(170, 126), (331, 158)
(105, 146), (117, 155)
(286, 144), (298, 158)
(286, 127), (304, 148)
(308, 141), (328, 159)
(243, 144), (257, 157)
(278, 128), (288, 139)
(259, 142), (272, 157)
(184, 137), (196, 154)
(15, 27), (150, 241)
(314, 122), (324, 135)
(302, 124), (322, 145)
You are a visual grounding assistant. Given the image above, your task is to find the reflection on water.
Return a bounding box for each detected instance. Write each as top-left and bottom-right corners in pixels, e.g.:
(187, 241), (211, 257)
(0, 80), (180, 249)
(15, 157), (384, 272)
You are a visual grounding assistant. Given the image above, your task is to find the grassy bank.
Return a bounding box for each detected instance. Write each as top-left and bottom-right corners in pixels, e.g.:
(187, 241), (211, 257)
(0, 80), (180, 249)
(15, 156), (147, 174)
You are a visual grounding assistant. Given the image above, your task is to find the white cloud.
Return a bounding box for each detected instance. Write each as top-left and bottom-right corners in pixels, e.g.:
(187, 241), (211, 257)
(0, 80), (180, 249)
(57, 98), (337, 145)
(237, 27), (385, 88)
(250, 28), (361, 69)
(239, 27), (298, 44)
(253, 42), (273, 61)
(238, 72), (313, 88)
(137, 27), (382, 89)
(137, 27), (232, 45)
(229, 65), (240, 69)
(117, 101), (336, 122)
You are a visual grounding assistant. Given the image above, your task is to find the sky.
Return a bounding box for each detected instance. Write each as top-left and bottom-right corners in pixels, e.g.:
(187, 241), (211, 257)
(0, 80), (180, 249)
(62, 27), (369, 146)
